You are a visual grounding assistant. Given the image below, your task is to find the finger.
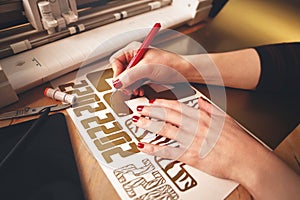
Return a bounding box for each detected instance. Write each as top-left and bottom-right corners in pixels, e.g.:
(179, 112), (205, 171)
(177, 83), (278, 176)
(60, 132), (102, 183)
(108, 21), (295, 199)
(122, 78), (148, 93)
(145, 99), (201, 121)
(132, 116), (181, 141)
(109, 41), (142, 65)
(110, 41), (142, 78)
(138, 88), (144, 96)
(133, 89), (138, 96)
(197, 97), (227, 158)
(133, 116), (196, 146)
(198, 97), (225, 118)
(131, 88), (144, 96)
(198, 97), (213, 113)
(137, 142), (185, 161)
(111, 58), (126, 79)
(137, 105), (185, 127)
(143, 98), (214, 138)
(137, 105), (202, 140)
(115, 63), (153, 90)
(132, 88), (145, 97)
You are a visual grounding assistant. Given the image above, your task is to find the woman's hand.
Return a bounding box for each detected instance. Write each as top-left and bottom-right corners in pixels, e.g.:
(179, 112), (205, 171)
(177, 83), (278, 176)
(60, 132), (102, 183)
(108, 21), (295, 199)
(132, 98), (300, 199)
(132, 97), (263, 179)
(109, 42), (197, 94)
(110, 42), (262, 92)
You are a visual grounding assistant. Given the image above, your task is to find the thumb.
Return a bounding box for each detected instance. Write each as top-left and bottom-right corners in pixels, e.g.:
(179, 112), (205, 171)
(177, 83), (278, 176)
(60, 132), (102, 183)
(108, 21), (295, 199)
(113, 63), (152, 90)
(110, 41), (143, 79)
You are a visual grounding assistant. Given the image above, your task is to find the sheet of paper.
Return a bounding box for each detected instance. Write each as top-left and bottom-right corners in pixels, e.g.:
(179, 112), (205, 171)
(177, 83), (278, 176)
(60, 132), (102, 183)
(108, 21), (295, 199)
(51, 65), (238, 200)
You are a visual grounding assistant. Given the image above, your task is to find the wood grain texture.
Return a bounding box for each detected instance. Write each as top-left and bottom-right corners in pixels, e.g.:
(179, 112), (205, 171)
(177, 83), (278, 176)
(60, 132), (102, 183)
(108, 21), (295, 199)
(1, 82), (299, 200)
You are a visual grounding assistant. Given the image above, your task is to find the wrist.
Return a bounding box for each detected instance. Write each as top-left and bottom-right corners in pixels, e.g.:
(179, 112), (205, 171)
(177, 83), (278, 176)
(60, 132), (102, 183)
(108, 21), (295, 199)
(227, 136), (273, 195)
(210, 49), (261, 89)
(231, 144), (300, 199)
(181, 54), (215, 84)
(233, 147), (272, 197)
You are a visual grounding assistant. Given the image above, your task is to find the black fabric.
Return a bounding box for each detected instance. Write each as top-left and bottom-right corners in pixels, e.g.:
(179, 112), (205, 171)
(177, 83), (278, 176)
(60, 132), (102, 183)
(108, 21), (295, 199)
(209, 0), (228, 18)
(0, 113), (85, 200)
(254, 42), (300, 94)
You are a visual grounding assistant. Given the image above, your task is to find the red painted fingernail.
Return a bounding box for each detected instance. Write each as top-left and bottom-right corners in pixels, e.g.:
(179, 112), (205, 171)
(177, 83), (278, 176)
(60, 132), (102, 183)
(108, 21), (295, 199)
(137, 105), (144, 112)
(113, 79), (123, 89)
(137, 142), (144, 148)
(132, 116), (140, 122)
(149, 99), (156, 104)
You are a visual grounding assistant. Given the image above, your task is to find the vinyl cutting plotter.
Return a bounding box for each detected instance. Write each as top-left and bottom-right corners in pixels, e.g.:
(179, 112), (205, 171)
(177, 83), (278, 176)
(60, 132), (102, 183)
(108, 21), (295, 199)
(0, 0), (222, 108)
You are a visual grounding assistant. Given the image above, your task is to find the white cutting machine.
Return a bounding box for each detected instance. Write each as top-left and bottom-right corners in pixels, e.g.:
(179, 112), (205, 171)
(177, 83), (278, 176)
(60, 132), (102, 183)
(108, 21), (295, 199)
(0, 0), (214, 107)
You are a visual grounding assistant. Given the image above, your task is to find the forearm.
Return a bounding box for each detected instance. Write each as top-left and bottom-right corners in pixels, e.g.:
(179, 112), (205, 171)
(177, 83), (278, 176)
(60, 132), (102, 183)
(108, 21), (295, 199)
(234, 145), (300, 200)
(183, 48), (261, 89)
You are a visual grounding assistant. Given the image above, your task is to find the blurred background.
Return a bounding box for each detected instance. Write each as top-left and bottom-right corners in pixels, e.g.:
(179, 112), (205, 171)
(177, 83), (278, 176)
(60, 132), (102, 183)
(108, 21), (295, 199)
(172, 0), (300, 150)
(190, 0), (300, 52)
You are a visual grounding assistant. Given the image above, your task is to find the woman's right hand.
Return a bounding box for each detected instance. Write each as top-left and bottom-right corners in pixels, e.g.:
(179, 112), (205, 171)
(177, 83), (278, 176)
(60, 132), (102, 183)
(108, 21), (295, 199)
(109, 41), (198, 94)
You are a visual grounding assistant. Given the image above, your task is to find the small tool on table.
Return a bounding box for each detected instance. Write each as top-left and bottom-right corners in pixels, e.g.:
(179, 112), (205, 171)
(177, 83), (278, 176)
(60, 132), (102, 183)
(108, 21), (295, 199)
(0, 104), (71, 120)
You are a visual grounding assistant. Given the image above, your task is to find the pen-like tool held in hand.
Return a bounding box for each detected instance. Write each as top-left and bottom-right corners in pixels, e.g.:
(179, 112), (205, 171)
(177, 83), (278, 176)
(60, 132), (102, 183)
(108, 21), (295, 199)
(110, 23), (161, 116)
(122, 22), (161, 69)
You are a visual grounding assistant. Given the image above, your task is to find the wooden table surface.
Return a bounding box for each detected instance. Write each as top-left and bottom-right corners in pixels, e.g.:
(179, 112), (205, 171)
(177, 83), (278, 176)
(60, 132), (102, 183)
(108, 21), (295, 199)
(0, 80), (299, 200)
(1, 21), (300, 198)
(2, 0), (300, 198)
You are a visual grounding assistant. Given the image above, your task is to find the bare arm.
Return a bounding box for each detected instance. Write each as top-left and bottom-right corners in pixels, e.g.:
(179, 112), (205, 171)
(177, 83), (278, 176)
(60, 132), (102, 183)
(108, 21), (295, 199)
(134, 98), (300, 200)
(242, 149), (300, 200)
(110, 43), (261, 91)
(111, 42), (300, 93)
(110, 42), (300, 199)
(183, 48), (261, 90)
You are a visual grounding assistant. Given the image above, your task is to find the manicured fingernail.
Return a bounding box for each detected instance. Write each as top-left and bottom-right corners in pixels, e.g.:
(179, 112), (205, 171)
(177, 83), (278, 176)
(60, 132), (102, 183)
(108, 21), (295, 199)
(113, 79), (123, 89)
(132, 116), (140, 122)
(149, 99), (156, 104)
(137, 105), (144, 112)
(137, 142), (144, 149)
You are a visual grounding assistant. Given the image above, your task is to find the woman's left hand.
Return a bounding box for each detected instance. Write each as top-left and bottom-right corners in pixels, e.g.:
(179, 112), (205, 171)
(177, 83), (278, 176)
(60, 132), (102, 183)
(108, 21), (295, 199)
(132, 97), (271, 181)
